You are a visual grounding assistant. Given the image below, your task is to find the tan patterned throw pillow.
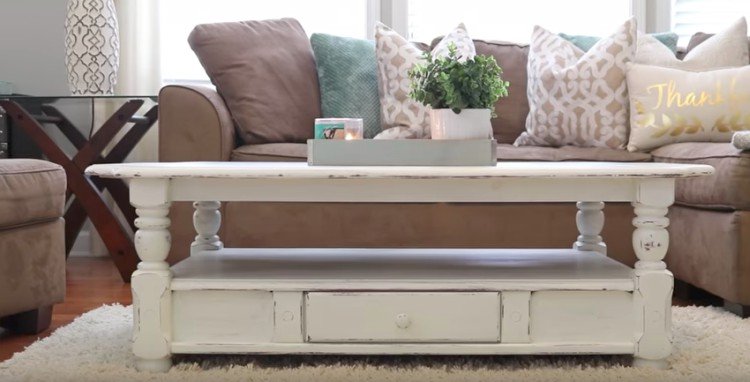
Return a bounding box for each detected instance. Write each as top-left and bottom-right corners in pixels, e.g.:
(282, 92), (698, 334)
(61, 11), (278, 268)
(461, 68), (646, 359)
(374, 22), (475, 139)
(514, 19), (636, 149)
(627, 64), (750, 152)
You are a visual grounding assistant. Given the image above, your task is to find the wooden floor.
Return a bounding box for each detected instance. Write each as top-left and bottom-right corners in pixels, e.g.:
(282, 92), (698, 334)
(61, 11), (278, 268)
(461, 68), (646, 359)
(0, 257), (723, 363)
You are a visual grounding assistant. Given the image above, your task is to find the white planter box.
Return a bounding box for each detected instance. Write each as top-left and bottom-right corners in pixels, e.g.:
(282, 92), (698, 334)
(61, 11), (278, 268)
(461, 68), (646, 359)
(430, 108), (492, 140)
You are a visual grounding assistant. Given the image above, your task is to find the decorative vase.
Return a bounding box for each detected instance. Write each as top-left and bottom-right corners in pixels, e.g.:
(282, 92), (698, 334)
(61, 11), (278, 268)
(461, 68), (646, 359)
(65, 0), (120, 95)
(429, 109), (493, 140)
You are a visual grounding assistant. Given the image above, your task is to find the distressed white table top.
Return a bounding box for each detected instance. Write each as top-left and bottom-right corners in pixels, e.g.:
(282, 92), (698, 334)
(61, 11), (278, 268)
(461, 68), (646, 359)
(86, 161), (713, 179)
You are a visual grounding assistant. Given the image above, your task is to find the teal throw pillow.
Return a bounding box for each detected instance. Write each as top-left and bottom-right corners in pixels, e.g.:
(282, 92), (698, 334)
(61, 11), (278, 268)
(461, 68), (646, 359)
(560, 32), (679, 53)
(311, 33), (381, 139)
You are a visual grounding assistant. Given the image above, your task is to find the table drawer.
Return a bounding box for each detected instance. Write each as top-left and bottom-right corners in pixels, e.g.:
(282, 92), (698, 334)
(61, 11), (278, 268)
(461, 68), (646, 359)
(305, 292), (500, 343)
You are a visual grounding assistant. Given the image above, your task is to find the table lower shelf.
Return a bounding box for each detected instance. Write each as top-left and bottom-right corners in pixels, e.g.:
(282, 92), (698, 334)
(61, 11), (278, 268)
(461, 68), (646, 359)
(170, 248), (635, 291)
(162, 248), (646, 356)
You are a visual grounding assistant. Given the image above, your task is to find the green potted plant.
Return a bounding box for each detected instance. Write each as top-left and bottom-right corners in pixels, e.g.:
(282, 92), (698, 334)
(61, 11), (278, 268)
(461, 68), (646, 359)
(409, 44), (510, 139)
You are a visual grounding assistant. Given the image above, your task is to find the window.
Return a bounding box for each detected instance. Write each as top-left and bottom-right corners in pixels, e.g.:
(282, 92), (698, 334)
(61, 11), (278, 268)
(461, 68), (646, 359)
(163, 0), (746, 84)
(407, 0), (633, 43)
(159, 0), (369, 83)
(671, 0), (750, 46)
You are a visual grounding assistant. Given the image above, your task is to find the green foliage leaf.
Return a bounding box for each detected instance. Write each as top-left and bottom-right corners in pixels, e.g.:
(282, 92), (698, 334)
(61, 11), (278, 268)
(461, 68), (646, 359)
(408, 43), (510, 117)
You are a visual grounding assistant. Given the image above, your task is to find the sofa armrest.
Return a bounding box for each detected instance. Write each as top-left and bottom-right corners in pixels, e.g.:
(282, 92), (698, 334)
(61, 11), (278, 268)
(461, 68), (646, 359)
(158, 84), (236, 162)
(733, 132), (750, 151)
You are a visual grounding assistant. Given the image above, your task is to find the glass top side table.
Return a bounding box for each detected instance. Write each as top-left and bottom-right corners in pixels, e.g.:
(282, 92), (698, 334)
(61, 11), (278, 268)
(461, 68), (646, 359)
(0, 95), (158, 281)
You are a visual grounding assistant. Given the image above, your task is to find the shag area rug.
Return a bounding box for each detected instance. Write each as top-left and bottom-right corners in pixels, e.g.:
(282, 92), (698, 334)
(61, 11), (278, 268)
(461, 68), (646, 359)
(1, 304), (749, 382)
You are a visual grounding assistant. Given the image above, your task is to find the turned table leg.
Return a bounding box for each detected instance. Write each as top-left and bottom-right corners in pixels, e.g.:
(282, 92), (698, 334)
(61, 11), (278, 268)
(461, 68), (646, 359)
(130, 179), (172, 372)
(574, 201), (606, 254)
(191, 201), (223, 256)
(631, 180), (674, 369)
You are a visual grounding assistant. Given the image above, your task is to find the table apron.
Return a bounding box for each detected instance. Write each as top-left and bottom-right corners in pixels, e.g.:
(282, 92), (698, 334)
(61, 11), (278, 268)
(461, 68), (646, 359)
(140, 177), (676, 204)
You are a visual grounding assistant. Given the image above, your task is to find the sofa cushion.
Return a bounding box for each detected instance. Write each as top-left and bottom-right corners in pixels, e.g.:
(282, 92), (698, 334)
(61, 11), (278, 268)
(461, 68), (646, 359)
(561, 31), (678, 54)
(640, 18), (748, 69)
(231, 143), (650, 163)
(626, 64), (750, 152)
(428, 38), (531, 144)
(311, 33), (381, 139)
(0, 159), (66, 229)
(652, 142), (750, 210)
(475, 40), (529, 144)
(232, 143), (307, 162)
(374, 22), (475, 139)
(496, 144), (651, 162)
(686, 33), (750, 64)
(515, 19), (636, 149)
(189, 18), (321, 144)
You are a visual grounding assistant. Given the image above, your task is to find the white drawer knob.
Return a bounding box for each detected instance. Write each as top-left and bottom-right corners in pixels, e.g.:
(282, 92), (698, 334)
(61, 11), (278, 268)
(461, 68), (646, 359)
(281, 311), (295, 321)
(395, 313), (411, 329)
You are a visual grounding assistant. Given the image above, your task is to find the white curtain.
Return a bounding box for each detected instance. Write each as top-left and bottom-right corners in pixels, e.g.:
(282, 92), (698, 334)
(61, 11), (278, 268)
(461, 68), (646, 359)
(86, 0), (161, 257)
(114, 0), (161, 162)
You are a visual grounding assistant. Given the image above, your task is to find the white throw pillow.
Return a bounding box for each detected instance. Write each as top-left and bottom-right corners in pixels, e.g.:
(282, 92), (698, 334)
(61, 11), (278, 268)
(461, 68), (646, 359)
(635, 17), (748, 69)
(374, 22), (475, 139)
(627, 63), (750, 152)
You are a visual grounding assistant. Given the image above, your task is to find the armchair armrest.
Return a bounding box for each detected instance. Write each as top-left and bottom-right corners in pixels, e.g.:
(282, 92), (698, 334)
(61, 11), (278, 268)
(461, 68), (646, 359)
(158, 84), (236, 162)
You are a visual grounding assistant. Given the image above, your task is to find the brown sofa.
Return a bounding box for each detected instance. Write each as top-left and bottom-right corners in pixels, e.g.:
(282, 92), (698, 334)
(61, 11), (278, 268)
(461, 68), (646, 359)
(158, 33), (750, 317)
(0, 159), (66, 333)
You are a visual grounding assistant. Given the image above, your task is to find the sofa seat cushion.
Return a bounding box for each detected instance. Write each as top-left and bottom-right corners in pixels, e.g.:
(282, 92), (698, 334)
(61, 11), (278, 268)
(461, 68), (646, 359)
(652, 142), (750, 210)
(231, 143), (651, 163)
(496, 144), (651, 162)
(232, 143), (307, 162)
(0, 159), (66, 229)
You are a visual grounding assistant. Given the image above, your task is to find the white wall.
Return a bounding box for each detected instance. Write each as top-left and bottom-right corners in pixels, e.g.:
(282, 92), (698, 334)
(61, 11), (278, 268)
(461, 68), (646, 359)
(0, 0), (69, 95)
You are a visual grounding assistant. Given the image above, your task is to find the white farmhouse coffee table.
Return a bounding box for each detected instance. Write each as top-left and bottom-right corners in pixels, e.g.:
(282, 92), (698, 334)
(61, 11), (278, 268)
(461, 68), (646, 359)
(85, 161), (713, 372)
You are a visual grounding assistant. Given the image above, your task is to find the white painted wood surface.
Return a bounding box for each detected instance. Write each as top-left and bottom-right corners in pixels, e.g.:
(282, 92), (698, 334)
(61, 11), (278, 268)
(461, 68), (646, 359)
(172, 290), (273, 343)
(574, 202), (606, 254)
(169, 342), (635, 355)
(86, 161), (714, 372)
(305, 292), (501, 342)
(131, 271), (171, 373)
(273, 292), (304, 343)
(631, 178), (674, 369)
(167, 177), (645, 203)
(86, 161), (713, 179)
(169, 249), (635, 291)
(500, 291), (531, 344)
(530, 291), (634, 343)
(190, 201), (222, 256)
(129, 178), (172, 372)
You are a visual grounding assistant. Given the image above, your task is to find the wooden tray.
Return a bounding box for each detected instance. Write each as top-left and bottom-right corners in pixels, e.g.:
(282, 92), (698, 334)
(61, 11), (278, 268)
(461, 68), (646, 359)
(307, 139), (497, 166)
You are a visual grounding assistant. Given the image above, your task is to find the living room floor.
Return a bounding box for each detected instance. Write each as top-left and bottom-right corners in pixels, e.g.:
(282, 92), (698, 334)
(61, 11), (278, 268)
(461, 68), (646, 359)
(0, 257), (724, 363)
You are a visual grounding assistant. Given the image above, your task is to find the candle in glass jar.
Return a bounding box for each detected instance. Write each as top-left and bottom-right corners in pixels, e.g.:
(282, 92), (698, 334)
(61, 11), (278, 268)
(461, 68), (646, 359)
(314, 118), (364, 140)
(344, 118), (364, 140)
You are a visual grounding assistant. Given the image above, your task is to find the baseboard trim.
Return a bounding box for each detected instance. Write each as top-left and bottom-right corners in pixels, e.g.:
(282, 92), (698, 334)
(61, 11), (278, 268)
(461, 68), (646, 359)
(69, 230), (108, 257)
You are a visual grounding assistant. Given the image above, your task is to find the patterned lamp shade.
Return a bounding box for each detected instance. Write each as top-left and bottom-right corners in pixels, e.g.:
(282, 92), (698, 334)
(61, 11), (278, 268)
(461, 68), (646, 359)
(65, 0), (120, 95)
